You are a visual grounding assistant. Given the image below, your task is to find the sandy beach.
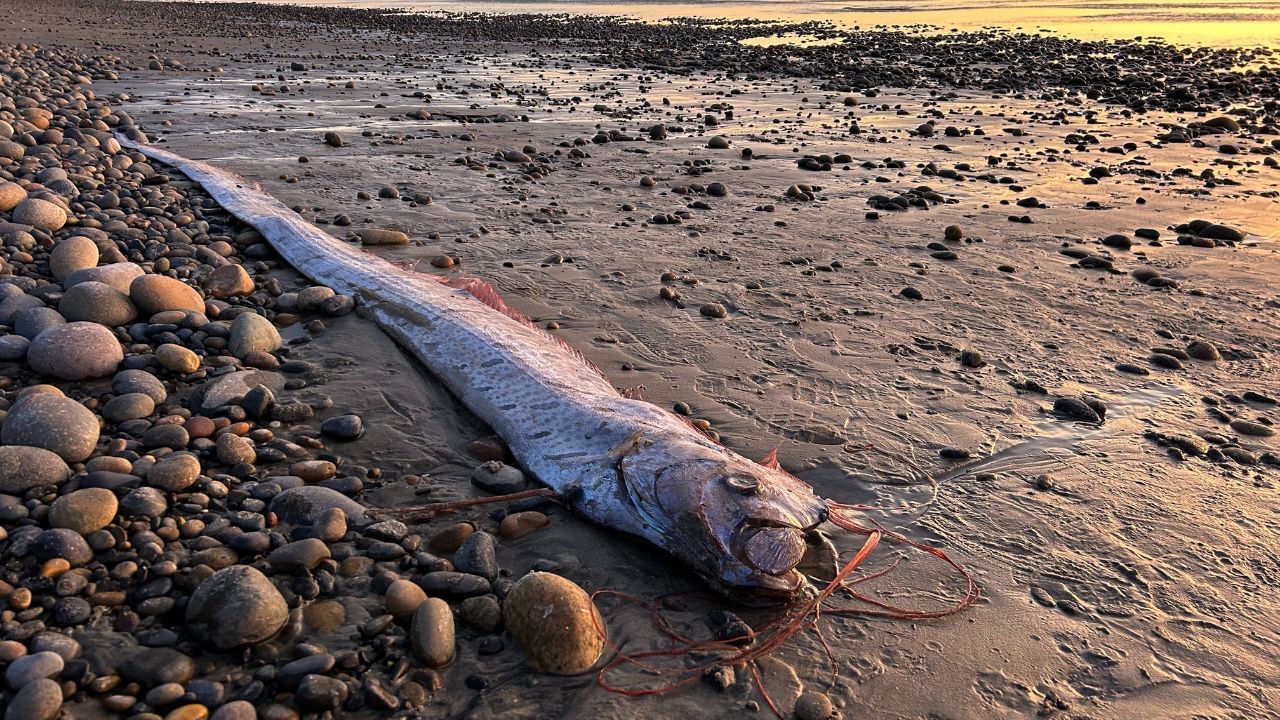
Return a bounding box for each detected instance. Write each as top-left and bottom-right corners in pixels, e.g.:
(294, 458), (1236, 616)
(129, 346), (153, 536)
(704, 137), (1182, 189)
(0, 0), (1277, 718)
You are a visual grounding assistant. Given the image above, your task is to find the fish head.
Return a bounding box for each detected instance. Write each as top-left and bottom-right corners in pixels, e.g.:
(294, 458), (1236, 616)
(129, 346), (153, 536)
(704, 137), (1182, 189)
(619, 436), (829, 605)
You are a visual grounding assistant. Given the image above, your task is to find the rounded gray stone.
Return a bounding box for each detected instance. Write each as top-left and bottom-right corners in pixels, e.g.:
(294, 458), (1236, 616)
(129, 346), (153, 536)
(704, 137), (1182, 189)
(2, 393), (100, 462)
(29, 528), (93, 566)
(12, 198), (67, 232)
(28, 322), (123, 380)
(49, 236), (99, 281)
(13, 307), (65, 341)
(112, 369), (168, 404)
(4, 651), (64, 690)
(270, 485), (369, 527)
(186, 565), (289, 649)
(0, 334), (29, 360)
(227, 312), (281, 359)
(58, 281), (137, 327)
(410, 598), (455, 668)
(101, 393), (155, 423)
(0, 446), (72, 494)
(3, 678), (63, 720)
(63, 262), (144, 294)
(120, 486), (167, 517)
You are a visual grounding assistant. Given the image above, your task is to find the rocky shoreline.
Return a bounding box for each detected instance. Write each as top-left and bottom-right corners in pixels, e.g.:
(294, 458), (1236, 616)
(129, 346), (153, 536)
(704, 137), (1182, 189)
(0, 0), (1278, 718)
(0, 42), (616, 720)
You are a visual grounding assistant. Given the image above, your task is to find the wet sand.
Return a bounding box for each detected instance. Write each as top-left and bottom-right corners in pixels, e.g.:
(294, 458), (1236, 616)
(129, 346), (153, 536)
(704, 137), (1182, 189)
(2, 0), (1279, 718)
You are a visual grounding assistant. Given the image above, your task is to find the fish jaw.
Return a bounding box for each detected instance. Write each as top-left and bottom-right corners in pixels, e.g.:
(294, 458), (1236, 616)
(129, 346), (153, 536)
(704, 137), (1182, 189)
(618, 433), (829, 604)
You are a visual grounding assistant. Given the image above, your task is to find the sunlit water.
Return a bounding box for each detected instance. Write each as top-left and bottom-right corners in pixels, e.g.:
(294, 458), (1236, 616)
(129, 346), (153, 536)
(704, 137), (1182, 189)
(235, 0), (1280, 48)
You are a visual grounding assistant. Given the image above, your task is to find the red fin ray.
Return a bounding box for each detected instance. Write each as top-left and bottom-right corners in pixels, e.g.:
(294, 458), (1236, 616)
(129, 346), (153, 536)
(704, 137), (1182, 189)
(758, 448), (781, 470)
(434, 274), (607, 380)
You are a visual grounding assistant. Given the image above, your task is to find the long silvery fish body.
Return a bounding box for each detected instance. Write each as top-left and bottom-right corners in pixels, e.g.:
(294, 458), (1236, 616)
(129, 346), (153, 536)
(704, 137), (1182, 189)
(119, 137), (830, 603)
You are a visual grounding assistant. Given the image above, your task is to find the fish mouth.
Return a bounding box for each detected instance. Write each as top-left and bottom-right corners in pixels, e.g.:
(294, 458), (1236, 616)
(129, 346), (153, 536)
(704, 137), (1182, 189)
(724, 568), (808, 607)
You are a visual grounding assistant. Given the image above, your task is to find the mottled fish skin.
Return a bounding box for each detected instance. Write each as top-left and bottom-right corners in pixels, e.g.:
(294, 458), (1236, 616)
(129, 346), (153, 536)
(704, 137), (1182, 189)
(119, 137), (830, 603)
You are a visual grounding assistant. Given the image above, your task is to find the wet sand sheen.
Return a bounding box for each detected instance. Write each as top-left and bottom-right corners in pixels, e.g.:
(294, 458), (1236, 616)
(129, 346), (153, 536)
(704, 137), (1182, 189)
(0, 1), (1277, 719)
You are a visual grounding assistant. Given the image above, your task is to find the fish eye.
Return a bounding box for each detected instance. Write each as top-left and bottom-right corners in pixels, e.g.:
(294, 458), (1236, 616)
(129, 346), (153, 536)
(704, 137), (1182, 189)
(724, 475), (759, 494)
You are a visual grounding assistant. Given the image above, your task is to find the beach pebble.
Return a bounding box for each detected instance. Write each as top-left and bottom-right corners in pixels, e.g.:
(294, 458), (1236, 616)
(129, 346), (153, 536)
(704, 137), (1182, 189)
(205, 264), (255, 298)
(130, 275), (205, 315)
(14, 307), (64, 340)
(291, 459), (335, 482)
(1054, 397), (1101, 423)
(410, 598), (455, 668)
(460, 595), (503, 632)
(30, 528), (93, 566)
(430, 522), (475, 552)
(384, 578), (427, 618)
(296, 674), (348, 711)
(0, 139), (24, 161)
(0, 294), (43, 327)
(268, 538), (331, 574)
(2, 393), (100, 462)
(209, 702), (256, 720)
(500, 511), (550, 540)
(323, 131), (343, 147)
(320, 414), (363, 440)
(114, 369), (169, 404)
(504, 571), (605, 674)
(467, 436), (507, 461)
(361, 228), (409, 246)
(1229, 419), (1274, 437)
(0, 334), (29, 360)
(417, 571), (491, 598)
(0, 181), (27, 211)
(454, 531), (499, 580)
(12, 198), (67, 231)
(1186, 341), (1221, 361)
(28, 322), (122, 380)
(48, 488), (117, 534)
(700, 303), (728, 319)
(185, 565), (289, 649)
(5, 651), (64, 689)
(156, 343), (200, 373)
(0, 446), (72, 494)
(295, 286), (336, 313)
(119, 647), (196, 687)
(4, 678), (63, 720)
(470, 460), (525, 494)
(228, 312), (281, 358)
(49, 236), (99, 281)
(120, 486), (168, 517)
(216, 433), (256, 466)
(311, 506), (347, 542)
(271, 485), (369, 526)
(147, 452), (201, 492)
(65, 262), (144, 294)
(59, 281), (137, 327)
(165, 705), (210, 720)
(794, 691), (834, 720)
(102, 392), (155, 423)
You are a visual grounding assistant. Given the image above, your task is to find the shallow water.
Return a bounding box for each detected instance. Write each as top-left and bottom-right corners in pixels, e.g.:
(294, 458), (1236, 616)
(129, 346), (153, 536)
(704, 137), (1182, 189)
(217, 0), (1280, 47)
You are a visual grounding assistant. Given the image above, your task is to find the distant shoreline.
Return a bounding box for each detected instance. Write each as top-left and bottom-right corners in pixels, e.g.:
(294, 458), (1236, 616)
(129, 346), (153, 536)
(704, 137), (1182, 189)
(165, 0), (1280, 49)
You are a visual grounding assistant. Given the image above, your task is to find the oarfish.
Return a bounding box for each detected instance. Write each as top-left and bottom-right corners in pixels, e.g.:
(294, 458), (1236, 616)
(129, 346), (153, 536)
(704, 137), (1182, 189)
(119, 137), (831, 604)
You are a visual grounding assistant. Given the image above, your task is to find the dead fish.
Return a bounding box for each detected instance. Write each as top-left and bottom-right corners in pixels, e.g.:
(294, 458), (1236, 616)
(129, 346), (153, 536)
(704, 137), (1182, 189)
(119, 137), (830, 603)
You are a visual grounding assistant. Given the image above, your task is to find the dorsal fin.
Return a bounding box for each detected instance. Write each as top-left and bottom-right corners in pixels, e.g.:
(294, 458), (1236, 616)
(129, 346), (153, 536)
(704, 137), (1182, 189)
(759, 448), (781, 470)
(435, 275), (607, 380)
(758, 447), (810, 490)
